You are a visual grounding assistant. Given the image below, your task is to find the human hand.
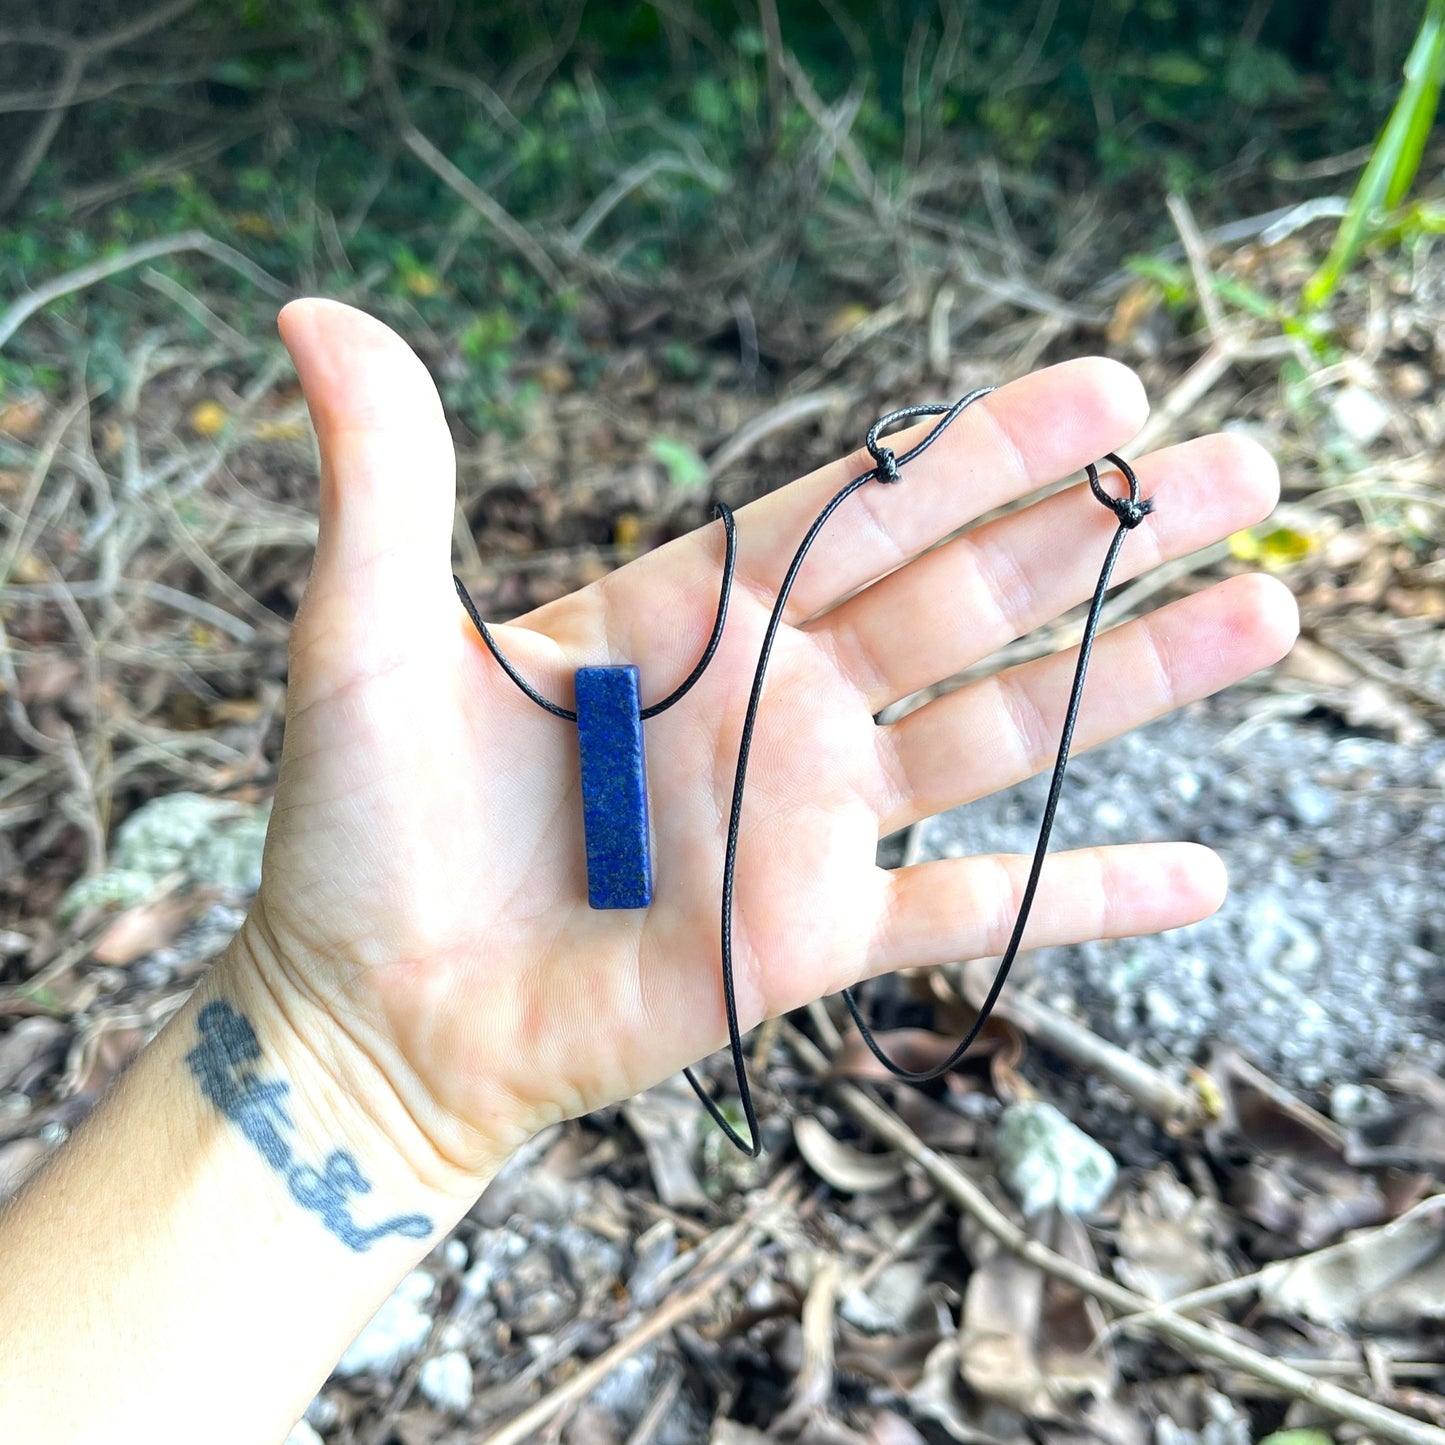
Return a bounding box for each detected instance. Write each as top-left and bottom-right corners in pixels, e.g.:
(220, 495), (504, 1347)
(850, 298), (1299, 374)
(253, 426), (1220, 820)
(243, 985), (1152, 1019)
(241, 298), (1295, 1193)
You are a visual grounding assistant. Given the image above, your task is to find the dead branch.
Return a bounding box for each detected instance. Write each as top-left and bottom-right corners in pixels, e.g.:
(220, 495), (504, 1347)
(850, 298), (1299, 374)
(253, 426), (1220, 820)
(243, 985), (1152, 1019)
(378, 65), (567, 296)
(0, 231), (288, 352)
(957, 959), (1208, 1136)
(0, 0), (202, 214)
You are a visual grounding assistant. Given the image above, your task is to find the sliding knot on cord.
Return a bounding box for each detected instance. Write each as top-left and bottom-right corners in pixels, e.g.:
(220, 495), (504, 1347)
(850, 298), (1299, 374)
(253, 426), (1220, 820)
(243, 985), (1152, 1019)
(1107, 495), (1152, 529)
(869, 441), (903, 484)
(1087, 453), (1152, 530)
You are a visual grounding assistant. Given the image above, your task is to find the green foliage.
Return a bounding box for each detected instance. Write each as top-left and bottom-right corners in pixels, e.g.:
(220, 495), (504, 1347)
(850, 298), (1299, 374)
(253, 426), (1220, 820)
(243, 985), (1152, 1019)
(647, 436), (709, 491)
(0, 0), (1428, 422)
(1304, 0), (1445, 309)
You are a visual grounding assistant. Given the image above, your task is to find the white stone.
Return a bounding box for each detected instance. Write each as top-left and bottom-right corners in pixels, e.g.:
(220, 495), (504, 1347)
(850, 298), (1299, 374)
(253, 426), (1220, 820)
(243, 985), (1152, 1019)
(304, 1393), (340, 1431)
(285, 1423), (324, 1445)
(1331, 385), (1391, 447)
(335, 1270), (434, 1378)
(995, 1101), (1117, 1218)
(419, 1350), (474, 1413)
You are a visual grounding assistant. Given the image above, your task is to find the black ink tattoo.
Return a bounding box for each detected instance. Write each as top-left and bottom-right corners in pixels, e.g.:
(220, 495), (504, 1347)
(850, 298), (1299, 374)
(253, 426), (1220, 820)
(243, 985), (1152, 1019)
(186, 1000), (433, 1252)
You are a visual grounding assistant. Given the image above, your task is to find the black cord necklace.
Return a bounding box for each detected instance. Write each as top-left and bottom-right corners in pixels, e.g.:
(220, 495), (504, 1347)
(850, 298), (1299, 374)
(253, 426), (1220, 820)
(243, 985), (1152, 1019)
(454, 394), (1152, 1155)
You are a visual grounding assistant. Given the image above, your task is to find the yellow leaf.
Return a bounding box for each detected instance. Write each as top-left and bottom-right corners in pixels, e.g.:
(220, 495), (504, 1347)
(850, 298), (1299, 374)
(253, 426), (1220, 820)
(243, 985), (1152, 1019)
(614, 513), (643, 553)
(189, 400), (229, 437)
(1227, 529), (1261, 562)
(1258, 527), (1317, 568)
(404, 269), (443, 298)
(1230, 526), (1316, 570)
(234, 212), (278, 240)
(824, 302), (873, 340)
(1189, 1067), (1225, 1120)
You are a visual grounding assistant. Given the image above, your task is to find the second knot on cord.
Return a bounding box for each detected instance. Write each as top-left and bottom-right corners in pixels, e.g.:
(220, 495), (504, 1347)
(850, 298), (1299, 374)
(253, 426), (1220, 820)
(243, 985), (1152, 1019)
(869, 442), (903, 484)
(1087, 453), (1152, 530)
(1109, 495), (1153, 530)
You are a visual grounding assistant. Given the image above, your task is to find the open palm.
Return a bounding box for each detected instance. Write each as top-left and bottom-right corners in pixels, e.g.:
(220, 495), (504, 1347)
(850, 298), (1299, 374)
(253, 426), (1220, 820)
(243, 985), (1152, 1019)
(247, 299), (1295, 1179)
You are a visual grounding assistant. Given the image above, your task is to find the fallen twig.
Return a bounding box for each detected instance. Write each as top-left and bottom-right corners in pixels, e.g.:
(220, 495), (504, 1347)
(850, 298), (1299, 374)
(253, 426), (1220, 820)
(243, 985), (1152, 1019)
(957, 959), (1208, 1136)
(1166, 193), (1230, 344)
(708, 389), (852, 480)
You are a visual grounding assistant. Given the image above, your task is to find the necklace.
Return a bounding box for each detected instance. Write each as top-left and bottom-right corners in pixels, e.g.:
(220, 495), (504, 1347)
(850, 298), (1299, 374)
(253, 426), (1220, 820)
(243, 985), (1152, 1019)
(454, 502), (737, 908)
(455, 393), (1152, 1154)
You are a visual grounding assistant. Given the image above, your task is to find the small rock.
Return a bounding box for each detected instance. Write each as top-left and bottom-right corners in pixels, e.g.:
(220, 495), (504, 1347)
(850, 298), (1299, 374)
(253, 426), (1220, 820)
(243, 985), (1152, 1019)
(1285, 782), (1335, 828)
(587, 1353), (653, 1416)
(418, 1350), (474, 1414)
(554, 1221), (624, 1287)
(1329, 1081), (1391, 1127)
(1392, 363), (1432, 400)
(1330, 384), (1391, 447)
(1144, 984), (1185, 1031)
(1093, 800), (1128, 831)
(460, 1228), (527, 1302)
(304, 1394), (340, 1430)
(285, 1423), (323, 1445)
(443, 1237), (468, 1271)
(335, 1270), (434, 1378)
(995, 1101), (1117, 1218)
(134, 958), (175, 990)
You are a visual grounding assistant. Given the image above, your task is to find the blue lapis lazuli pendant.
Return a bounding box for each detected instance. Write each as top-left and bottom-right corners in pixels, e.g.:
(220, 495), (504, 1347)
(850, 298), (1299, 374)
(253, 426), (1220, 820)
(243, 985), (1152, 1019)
(574, 666), (652, 909)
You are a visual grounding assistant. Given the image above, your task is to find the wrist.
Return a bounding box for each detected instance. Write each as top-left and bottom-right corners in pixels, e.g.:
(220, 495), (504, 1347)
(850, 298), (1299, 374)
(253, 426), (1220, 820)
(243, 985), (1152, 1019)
(206, 920), (496, 1239)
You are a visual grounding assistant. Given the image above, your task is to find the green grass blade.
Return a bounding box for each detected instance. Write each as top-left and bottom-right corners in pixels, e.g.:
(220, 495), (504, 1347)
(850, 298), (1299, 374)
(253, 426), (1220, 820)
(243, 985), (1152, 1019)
(1303, 0), (1445, 310)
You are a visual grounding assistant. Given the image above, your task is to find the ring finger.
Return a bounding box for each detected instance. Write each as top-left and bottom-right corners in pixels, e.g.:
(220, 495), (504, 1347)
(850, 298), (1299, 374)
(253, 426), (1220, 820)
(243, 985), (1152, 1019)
(875, 572), (1299, 835)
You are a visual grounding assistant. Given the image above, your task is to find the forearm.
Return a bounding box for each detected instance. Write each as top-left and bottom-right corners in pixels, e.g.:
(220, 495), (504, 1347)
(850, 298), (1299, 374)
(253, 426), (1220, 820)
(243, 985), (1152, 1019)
(0, 931), (493, 1445)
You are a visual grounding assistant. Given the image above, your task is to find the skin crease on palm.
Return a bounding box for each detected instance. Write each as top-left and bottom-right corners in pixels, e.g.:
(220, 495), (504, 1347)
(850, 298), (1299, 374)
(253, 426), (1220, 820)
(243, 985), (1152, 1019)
(245, 298), (1299, 1191)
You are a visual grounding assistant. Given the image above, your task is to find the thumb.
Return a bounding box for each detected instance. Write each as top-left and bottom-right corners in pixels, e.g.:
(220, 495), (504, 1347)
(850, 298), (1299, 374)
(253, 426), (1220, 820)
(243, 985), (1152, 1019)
(278, 299), (459, 685)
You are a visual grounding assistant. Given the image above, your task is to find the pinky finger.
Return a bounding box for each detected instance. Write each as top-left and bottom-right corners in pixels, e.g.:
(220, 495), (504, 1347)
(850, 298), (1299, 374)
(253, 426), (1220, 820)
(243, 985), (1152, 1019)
(864, 842), (1226, 981)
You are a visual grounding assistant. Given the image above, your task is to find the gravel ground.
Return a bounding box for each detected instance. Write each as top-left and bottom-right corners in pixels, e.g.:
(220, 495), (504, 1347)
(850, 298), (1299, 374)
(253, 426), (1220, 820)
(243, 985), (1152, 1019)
(916, 690), (1445, 1093)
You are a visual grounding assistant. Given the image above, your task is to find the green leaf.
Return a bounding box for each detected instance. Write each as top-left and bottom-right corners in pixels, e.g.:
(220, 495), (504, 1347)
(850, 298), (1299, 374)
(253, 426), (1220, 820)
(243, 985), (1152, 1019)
(1224, 41), (1301, 107)
(1146, 52), (1210, 87)
(647, 435), (708, 490)
(1257, 1432), (1334, 1445)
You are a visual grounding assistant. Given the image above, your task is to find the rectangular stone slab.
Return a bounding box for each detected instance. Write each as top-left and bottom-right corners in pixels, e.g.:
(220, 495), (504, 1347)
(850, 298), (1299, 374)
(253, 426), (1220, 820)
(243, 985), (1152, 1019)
(575, 665), (652, 909)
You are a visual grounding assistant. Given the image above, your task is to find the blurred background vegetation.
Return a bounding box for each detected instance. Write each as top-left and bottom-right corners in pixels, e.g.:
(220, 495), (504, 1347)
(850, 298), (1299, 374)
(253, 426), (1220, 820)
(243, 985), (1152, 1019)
(0, 0), (1438, 428)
